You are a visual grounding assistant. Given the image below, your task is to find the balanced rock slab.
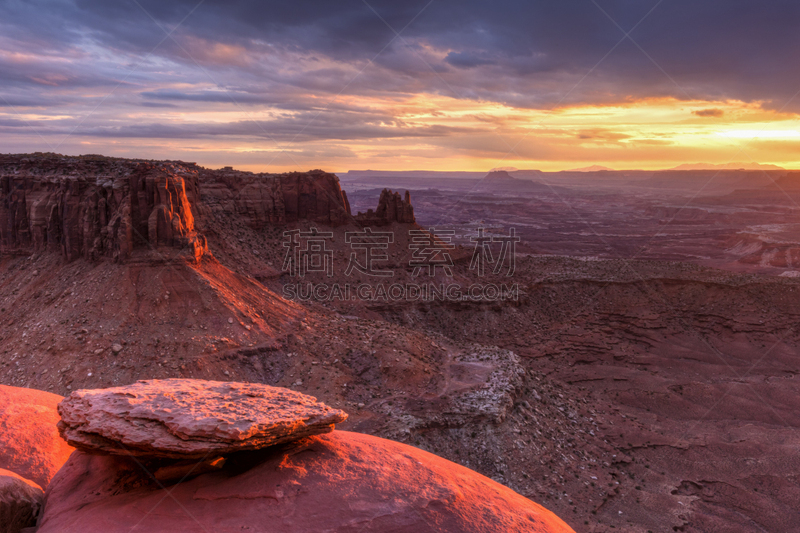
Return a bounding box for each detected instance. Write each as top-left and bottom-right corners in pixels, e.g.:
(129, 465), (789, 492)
(0, 385), (75, 488)
(57, 379), (347, 458)
(0, 468), (43, 533)
(37, 431), (575, 533)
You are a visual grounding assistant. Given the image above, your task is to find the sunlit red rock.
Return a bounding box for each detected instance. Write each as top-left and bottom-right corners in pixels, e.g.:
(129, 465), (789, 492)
(0, 155), (208, 262)
(0, 385), (74, 488)
(37, 431), (575, 533)
(57, 379), (348, 458)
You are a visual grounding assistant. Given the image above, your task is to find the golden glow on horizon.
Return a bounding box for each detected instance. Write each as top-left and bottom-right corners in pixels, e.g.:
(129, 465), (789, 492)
(5, 93), (800, 172)
(717, 129), (800, 139)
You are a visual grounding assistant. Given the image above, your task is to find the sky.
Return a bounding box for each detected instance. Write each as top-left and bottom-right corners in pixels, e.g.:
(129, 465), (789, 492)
(2, 0), (800, 172)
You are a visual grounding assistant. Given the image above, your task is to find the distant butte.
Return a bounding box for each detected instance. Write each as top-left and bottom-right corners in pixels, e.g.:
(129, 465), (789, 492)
(669, 162), (785, 171)
(565, 164), (615, 172)
(483, 170), (518, 180)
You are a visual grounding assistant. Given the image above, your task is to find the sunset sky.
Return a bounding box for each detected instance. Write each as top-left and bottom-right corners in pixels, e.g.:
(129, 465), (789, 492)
(2, 0), (800, 172)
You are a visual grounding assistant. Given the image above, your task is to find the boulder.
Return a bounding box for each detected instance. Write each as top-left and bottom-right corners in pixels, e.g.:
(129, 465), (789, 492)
(0, 468), (43, 533)
(0, 385), (74, 488)
(37, 431), (575, 533)
(57, 379), (348, 458)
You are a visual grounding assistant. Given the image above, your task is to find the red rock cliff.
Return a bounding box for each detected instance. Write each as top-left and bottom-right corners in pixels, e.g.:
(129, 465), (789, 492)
(196, 167), (352, 228)
(0, 155), (366, 262)
(0, 155), (206, 262)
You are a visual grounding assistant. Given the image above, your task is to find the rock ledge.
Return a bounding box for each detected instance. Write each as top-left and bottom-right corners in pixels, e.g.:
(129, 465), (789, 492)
(57, 379), (348, 458)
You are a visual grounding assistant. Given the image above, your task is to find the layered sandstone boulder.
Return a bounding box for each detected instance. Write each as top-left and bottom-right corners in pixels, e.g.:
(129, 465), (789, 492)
(38, 431), (575, 533)
(0, 468), (43, 533)
(0, 385), (74, 488)
(57, 379), (348, 458)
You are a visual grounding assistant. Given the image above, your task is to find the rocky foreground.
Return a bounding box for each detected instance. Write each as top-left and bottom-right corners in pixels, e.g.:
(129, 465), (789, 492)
(0, 380), (574, 533)
(2, 154), (799, 531)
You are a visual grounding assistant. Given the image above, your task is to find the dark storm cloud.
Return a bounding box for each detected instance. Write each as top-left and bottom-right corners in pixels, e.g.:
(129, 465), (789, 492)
(75, 120), (468, 141)
(140, 89), (279, 105)
(0, 109), (474, 142)
(693, 108), (724, 118)
(444, 52), (496, 69)
(2, 0), (800, 117)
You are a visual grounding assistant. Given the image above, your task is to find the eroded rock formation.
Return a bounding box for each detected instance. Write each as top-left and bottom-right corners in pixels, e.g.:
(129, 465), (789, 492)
(0, 468), (43, 533)
(354, 188), (415, 225)
(198, 167), (353, 228)
(0, 155), (368, 262)
(57, 379), (347, 458)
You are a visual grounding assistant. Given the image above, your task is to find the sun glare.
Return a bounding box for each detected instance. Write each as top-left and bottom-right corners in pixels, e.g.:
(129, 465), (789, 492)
(716, 129), (800, 139)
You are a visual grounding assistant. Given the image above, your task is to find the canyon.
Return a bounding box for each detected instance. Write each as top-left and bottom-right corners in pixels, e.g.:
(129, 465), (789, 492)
(1, 154), (799, 532)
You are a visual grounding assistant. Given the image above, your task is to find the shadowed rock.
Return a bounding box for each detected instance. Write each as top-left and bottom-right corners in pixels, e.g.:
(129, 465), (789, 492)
(354, 188), (415, 225)
(0, 468), (43, 533)
(57, 379), (348, 459)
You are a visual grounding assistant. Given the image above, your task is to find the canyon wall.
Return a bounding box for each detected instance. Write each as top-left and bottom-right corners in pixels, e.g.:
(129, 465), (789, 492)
(0, 155), (206, 262)
(196, 167), (352, 227)
(0, 155), (413, 263)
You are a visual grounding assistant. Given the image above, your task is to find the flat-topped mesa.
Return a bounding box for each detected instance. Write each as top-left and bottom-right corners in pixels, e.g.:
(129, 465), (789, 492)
(0, 154), (207, 262)
(198, 167), (352, 228)
(57, 379), (348, 459)
(0, 155), (415, 261)
(483, 170), (517, 181)
(355, 188), (415, 226)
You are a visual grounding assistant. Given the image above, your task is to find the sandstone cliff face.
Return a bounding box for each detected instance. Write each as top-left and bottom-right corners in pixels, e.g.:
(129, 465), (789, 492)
(197, 168), (352, 228)
(0, 155), (207, 262)
(0, 155), (364, 262)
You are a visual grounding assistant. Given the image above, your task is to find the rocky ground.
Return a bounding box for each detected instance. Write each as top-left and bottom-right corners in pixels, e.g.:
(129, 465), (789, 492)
(1, 155), (799, 532)
(2, 379), (573, 533)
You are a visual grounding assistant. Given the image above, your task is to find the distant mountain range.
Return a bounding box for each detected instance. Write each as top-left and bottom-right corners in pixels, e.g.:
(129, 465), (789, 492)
(343, 162), (787, 180)
(565, 165), (615, 172)
(669, 162), (785, 171)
